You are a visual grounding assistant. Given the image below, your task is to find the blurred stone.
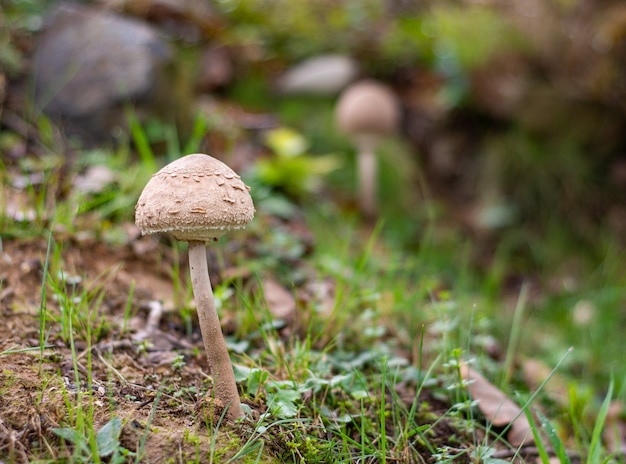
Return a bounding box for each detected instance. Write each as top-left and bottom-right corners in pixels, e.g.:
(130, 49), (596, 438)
(33, 3), (172, 141)
(275, 54), (359, 95)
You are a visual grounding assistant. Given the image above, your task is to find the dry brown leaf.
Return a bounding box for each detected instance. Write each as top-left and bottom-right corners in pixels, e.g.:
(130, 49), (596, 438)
(261, 278), (296, 324)
(460, 362), (533, 447)
(521, 357), (569, 406)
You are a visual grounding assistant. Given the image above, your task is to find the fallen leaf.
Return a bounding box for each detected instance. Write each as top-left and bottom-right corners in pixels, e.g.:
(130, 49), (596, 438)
(460, 362), (533, 447)
(521, 357), (569, 406)
(261, 278), (296, 324)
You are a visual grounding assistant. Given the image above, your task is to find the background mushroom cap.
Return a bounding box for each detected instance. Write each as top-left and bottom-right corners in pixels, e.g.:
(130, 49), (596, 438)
(335, 80), (400, 138)
(135, 153), (255, 242)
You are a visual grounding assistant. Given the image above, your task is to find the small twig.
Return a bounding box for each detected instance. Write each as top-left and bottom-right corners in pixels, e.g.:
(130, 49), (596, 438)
(97, 351), (128, 385)
(136, 397), (156, 410)
(77, 339), (135, 361)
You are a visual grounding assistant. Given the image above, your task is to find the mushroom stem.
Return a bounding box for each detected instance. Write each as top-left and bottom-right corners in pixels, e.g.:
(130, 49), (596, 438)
(356, 137), (379, 218)
(188, 241), (243, 419)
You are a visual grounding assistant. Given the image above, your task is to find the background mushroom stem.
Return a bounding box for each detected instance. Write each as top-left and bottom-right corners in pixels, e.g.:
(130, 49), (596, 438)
(188, 241), (243, 419)
(356, 137), (379, 219)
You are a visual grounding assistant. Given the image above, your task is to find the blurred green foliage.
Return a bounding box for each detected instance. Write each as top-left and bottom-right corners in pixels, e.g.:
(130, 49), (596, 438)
(215, 1), (528, 80)
(254, 127), (340, 198)
(425, 4), (528, 70)
(215, 0), (386, 60)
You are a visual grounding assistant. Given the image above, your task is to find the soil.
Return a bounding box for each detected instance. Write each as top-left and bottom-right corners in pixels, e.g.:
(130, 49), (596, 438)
(0, 234), (266, 463)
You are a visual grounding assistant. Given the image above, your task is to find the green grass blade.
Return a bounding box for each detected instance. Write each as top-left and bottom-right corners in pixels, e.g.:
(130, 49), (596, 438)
(127, 108), (157, 173)
(502, 282), (528, 385)
(38, 230), (53, 358)
(182, 115), (208, 155)
(378, 359), (388, 464)
(537, 409), (571, 464)
(522, 407), (552, 464)
(587, 379), (614, 464)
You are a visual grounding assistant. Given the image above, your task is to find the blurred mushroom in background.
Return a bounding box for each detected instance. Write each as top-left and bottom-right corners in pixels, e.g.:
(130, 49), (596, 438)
(335, 79), (400, 218)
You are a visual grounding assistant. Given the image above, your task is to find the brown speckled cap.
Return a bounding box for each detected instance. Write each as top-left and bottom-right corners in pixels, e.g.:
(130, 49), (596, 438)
(135, 154), (255, 242)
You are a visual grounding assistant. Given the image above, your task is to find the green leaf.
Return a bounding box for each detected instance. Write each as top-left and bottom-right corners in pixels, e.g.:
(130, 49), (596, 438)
(52, 426), (91, 456)
(266, 388), (300, 418)
(232, 365), (268, 397)
(248, 369), (269, 397)
(96, 416), (122, 458)
(265, 127), (309, 158)
(52, 427), (80, 444)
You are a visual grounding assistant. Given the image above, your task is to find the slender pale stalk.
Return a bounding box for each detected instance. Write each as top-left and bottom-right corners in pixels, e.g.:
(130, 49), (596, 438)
(356, 136), (380, 219)
(188, 241), (242, 419)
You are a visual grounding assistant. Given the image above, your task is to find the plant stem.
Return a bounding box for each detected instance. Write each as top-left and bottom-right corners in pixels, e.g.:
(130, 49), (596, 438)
(188, 241), (243, 420)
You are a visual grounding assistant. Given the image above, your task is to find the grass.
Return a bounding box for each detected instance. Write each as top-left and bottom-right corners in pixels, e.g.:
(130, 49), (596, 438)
(4, 153), (624, 462)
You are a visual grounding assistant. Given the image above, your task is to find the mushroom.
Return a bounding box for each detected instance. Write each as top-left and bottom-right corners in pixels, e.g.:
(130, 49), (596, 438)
(335, 80), (400, 218)
(135, 153), (255, 420)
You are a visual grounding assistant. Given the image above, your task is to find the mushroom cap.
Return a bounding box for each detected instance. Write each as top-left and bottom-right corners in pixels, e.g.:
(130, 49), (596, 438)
(335, 80), (400, 138)
(135, 154), (255, 242)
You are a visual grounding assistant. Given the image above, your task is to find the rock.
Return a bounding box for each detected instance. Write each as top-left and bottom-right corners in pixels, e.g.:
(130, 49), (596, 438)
(275, 54), (359, 96)
(32, 3), (172, 141)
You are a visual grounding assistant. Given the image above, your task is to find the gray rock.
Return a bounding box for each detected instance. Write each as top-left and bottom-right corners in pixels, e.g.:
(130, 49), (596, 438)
(33, 3), (171, 139)
(275, 54), (359, 96)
